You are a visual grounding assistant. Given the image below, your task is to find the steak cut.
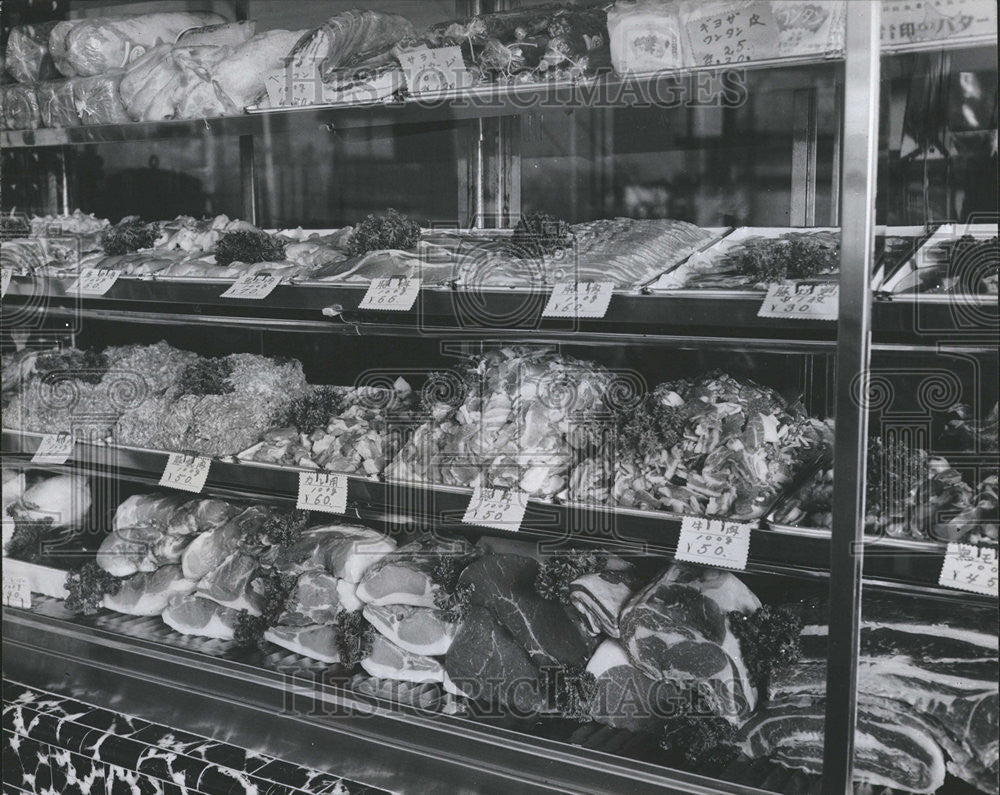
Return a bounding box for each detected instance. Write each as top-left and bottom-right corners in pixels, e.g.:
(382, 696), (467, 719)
(363, 603), (457, 656)
(587, 639), (679, 732)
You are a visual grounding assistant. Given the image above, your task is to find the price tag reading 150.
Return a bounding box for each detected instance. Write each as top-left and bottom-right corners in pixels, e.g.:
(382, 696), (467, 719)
(463, 485), (528, 532)
(939, 543), (998, 598)
(159, 453), (212, 494)
(676, 516), (752, 571)
(358, 277), (421, 311)
(543, 282), (614, 319)
(297, 470), (347, 514)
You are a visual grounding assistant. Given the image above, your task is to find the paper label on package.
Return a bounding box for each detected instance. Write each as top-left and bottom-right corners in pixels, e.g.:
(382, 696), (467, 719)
(297, 471), (347, 514)
(31, 432), (74, 465)
(676, 516), (752, 571)
(68, 267), (120, 296)
(939, 543), (998, 597)
(1, 268), (12, 298)
(358, 277), (421, 311)
(543, 282), (614, 319)
(220, 272), (281, 300)
(398, 46), (471, 95)
(758, 281), (838, 320)
(159, 453), (211, 493)
(686, 2), (780, 66)
(2, 573), (31, 609)
(463, 486), (527, 532)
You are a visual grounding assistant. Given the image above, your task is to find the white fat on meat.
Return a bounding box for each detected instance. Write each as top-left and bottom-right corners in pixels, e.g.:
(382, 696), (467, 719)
(264, 624), (340, 664)
(363, 604), (457, 657)
(103, 565), (196, 616)
(361, 634), (445, 684)
(161, 594), (239, 640)
(196, 551), (263, 615)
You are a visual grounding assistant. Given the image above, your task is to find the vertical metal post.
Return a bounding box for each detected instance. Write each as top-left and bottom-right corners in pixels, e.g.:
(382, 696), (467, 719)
(791, 88), (818, 225)
(59, 147), (71, 215)
(239, 134), (257, 225)
(821, 4), (880, 795)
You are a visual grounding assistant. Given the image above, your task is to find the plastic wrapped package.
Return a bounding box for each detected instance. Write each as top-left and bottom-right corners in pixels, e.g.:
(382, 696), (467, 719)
(5, 22), (61, 83)
(37, 79), (80, 128)
(175, 20), (256, 47)
(73, 74), (130, 125)
(606, 0), (686, 75)
(3, 83), (41, 130)
(120, 44), (236, 122)
(213, 29), (306, 109)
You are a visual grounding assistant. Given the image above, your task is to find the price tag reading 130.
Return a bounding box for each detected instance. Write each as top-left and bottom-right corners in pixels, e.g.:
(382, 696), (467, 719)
(543, 282), (614, 319)
(676, 516), (752, 571)
(297, 470), (348, 514)
(159, 453), (212, 494)
(758, 281), (838, 321)
(31, 432), (74, 465)
(939, 543), (998, 598)
(463, 485), (528, 532)
(69, 268), (121, 295)
(220, 272), (282, 300)
(358, 277), (421, 311)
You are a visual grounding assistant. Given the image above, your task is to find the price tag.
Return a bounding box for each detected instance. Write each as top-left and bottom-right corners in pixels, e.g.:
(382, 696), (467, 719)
(676, 516), (752, 571)
(159, 453), (212, 494)
(397, 45), (470, 95)
(462, 485), (527, 532)
(220, 271), (282, 300)
(31, 432), (74, 465)
(685, 1), (780, 66)
(939, 543), (998, 597)
(68, 267), (120, 295)
(758, 281), (838, 321)
(1, 268), (12, 298)
(2, 573), (31, 609)
(543, 282), (614, 319)
(297, 470), (348, 514)
(358, 277), (421, 311)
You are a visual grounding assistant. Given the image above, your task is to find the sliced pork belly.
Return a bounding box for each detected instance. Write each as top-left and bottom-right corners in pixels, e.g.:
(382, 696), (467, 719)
(363, 603), (457, 657)
(161, 593), (239, 640)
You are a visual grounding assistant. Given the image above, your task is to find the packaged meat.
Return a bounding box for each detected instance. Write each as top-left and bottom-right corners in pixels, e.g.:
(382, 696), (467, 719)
(73, 73), (130, 125)
(3, 83), (40, 130)
(37, 79), (80, 128)
(6, 22), (61, 83)
(607, 0), (686, 75)
(175, 20), (256, 48)
(213, 29), (306, 110)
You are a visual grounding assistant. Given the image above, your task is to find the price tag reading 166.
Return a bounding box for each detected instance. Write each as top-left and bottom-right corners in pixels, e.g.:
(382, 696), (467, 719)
(676, 516), (752, 571)
(463, 485), (528, 532)
(297, 470), (347, 514)
(939, 543), (998, 598)
(358, 277), (421, 312)
(159, 453), (212, 494)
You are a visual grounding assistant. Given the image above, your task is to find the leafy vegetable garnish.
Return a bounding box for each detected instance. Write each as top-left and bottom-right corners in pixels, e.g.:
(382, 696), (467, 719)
(234, 566), (298, 649)
(433, 581), (475, 624)
(346, 209), (420, 257)
(101, 217), (160, 255)
(64, 562), (121, 615)
(535, 549), (607, 603)
(616, 388), (698, 460)
(233, 613), (269, 649)
(275, 386), (344, 432)
(5, 516), (54, 562)
(242, 508), (310, 550)
(335, 609), (375, 668)
(179, 357), (234, 397)
(732, 234), (839, 283)
(214, 229), (286, 267)
(509, 211), (572, 258)
(546, 664), (596, 722)
(35, 349), (109, 384)
(728, 605), (804, 692)
(661, 712), (739, 769)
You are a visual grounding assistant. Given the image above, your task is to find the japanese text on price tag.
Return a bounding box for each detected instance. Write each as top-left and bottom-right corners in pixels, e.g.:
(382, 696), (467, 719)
(685, 1), (779, 66)
(358, 277), (421, 311)
(398, 45), (470, 94)
(939, 543), (998, 597)
(1, 268), (12, 298)
(297, 470), (348, 514)
(159, 453), (212, 494)
(69, 268), (120, 295)
(31, 432), (74, 465)
(2, 573), (31, 609)
(676, 516), (752, 571)
(463, 485), (527, 532)
(758, 281), (839, 320)
(543, 282), (614, 319)
(220, 272), (282, 300)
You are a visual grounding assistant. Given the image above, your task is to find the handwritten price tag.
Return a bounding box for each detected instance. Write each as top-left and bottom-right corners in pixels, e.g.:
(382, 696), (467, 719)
(398, 45), (470, 94)
(1, 268), (11, 298)
(31, 432), (74, 465)
(220, 272), (282, 300)
(297, 470), (347, 514)
(676, 516), (752, 571)
(358, 277), (421, 311)
(68, 267), (120, 296)
(2, 573), (31, 609)
(939, 543), (998, 597)
(685, 1), (779, 66)
(159, 453), (212, 494)
(543, 282), (614, 319)
(758, 281), (839, 320)
(463, 485), (527, 532)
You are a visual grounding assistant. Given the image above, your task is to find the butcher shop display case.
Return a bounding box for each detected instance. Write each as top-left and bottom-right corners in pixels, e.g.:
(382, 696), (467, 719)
(1, 2), (997, 795)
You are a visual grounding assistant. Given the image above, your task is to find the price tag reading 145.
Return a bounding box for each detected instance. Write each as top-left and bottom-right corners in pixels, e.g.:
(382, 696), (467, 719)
(939, 543), (998, 598)
(297, 471), (347, 514)
(358, 277), (421, 312)
(676, 516), (752, 571)
(543, 282), (614, 319)
(159, 453), (212, 494)
(463, 485), (528, 533)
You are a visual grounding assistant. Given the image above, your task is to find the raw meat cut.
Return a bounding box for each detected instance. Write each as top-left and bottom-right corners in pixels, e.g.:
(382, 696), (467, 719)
(113, 493), (187, 532)
(196, 552), (263, 615)
(362, 635), (446, 684)
(356, 535), (476, 607)
(306, 524), (396, 583)
(103, 565), (196, 616)
(363, 604), (457, 657)
(569, 569), (635, 638)
(281, 570), (343, 626)
(587, 639), (677, 732)
(180, 507), (249, 580)
(618, 564), (760, 722)
(96, 525), (162, 577)
(161, 594), (239, 640)
(264, 624), (340, 664)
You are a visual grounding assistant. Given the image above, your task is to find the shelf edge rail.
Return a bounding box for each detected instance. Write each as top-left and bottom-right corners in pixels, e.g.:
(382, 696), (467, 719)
(822, 3), (881, 795)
